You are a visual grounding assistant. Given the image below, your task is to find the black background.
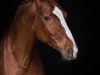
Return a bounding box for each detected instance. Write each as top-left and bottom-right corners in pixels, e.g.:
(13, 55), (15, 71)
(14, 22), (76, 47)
(0, 0), (98, 75)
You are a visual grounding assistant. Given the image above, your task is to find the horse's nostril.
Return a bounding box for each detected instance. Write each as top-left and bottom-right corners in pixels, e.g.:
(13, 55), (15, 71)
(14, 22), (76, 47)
(67, 48), (73, 59)
(67, 48), (73, 55)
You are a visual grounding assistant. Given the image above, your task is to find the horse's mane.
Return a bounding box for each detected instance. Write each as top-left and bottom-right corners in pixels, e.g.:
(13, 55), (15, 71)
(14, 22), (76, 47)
(15, 0), (59, 13)
(11, 0), (59, 27)
(17, 0), (59, 10)
(12, 0), (34, 24)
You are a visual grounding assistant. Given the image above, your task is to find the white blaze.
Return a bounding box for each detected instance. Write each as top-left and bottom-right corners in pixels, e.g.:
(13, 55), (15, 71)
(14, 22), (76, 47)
(53, 6), (78, 57)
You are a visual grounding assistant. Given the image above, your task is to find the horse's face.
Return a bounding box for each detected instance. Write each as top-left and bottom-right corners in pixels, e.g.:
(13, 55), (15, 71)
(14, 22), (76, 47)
(35, 0), (78, 60)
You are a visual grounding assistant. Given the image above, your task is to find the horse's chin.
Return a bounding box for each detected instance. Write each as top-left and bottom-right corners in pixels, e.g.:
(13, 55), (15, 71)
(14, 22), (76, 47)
(60, 51), (77, 61)
(61, 55), (75, 61)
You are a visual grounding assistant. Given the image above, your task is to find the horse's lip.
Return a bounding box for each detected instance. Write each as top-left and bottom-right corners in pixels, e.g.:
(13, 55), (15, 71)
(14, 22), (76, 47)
(60, 51), (78, 61)
(62, 56), (77, 61)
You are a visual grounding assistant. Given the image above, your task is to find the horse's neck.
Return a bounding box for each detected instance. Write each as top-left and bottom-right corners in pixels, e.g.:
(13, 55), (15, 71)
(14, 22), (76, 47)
(9, 15), (36, 65)
(2, 15), (41, 75)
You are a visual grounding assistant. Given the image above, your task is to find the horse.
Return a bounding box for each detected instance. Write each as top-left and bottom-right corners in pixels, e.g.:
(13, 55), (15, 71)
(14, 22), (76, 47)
(0, 0), (78, 75)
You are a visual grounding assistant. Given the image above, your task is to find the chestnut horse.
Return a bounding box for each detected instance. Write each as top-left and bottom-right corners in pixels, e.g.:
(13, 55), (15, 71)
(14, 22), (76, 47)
(0, 0), (78, 75)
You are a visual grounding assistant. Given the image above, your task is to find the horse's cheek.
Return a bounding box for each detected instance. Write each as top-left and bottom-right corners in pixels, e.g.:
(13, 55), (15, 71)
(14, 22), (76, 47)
(36, 30), (49, 43)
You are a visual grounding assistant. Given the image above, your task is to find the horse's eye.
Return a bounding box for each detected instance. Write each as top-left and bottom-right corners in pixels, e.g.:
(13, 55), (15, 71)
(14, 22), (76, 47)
(43, 16), (50, 20)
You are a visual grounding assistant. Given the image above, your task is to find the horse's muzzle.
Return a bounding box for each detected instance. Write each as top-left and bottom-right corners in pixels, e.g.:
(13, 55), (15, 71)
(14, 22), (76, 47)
(66, 48), (74, 60)
(66, 48), (77, 60)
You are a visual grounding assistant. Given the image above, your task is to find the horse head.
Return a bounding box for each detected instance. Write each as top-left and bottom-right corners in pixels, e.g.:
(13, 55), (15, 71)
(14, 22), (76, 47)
(18, 0), (78, 60)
